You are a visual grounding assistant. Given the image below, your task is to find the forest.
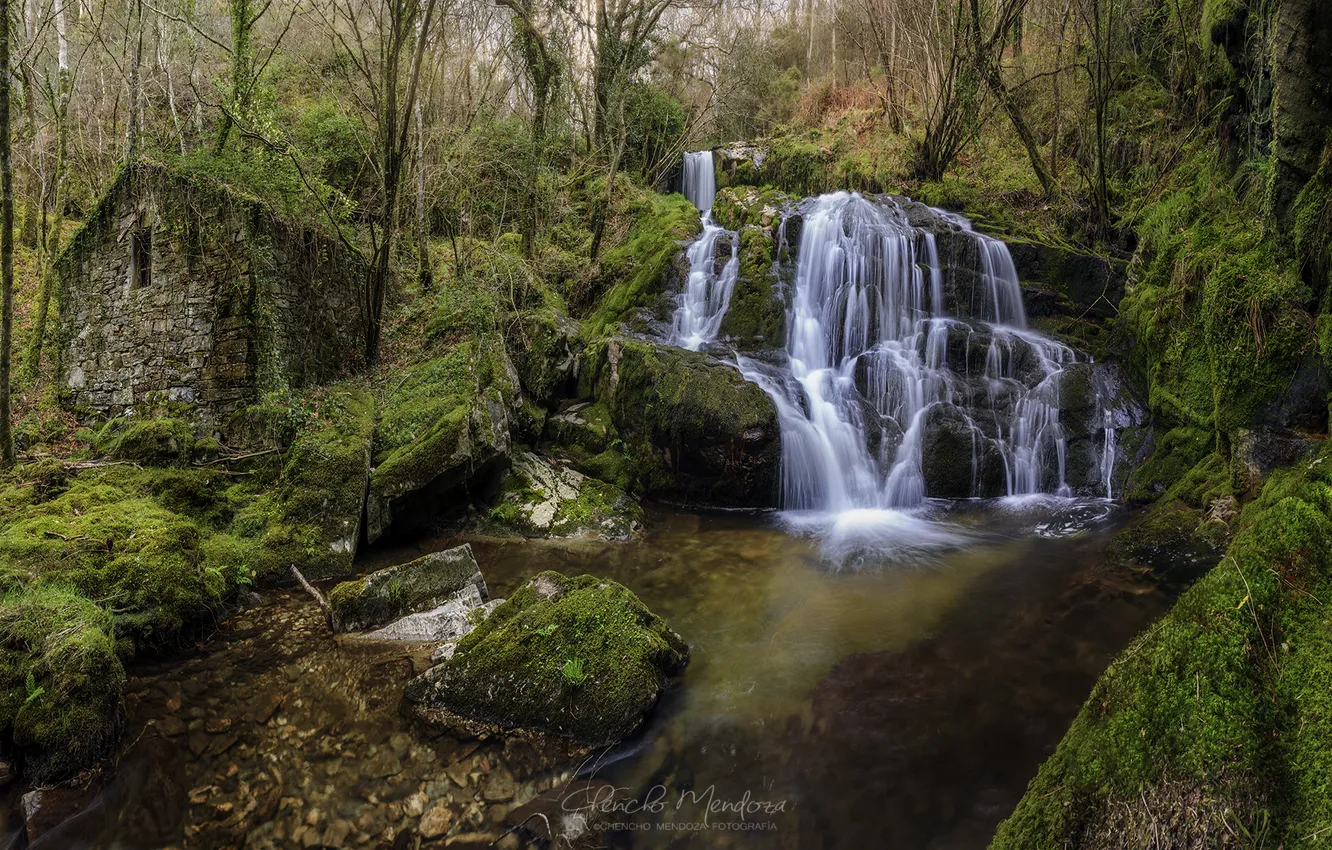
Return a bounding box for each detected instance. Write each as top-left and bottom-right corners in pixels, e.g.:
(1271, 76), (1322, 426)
(0, 0), (1329, 846)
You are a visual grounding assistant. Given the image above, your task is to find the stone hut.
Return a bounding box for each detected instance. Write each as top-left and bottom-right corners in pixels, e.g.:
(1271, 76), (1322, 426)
(55, 160), (369, 426)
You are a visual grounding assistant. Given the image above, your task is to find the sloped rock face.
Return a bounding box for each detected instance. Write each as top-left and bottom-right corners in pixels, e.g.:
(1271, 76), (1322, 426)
(404, 571), (689, 747)
(487, 451), (642, 539)
(366, 340), (522, 542)
(327, 544), (488, 633)
(575, 338), (781, 507)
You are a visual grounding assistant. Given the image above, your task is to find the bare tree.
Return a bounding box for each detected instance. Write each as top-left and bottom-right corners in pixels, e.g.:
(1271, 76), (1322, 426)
(1, 0), (15, 468)
(315, 0), (442, 360)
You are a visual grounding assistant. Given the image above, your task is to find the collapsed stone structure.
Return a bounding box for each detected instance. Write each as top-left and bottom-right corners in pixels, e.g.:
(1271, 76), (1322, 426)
(55, 160), (369, 425)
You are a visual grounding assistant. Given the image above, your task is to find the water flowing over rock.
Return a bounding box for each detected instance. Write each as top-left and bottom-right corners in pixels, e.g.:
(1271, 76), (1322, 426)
(672, 151), (740, 351)
(719, 191), (1119, 510)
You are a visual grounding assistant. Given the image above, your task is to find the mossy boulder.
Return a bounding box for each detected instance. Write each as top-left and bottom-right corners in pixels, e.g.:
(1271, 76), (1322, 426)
(717, 226), (788, 351)
(545, 402), (616, 454)
(0, 466), (254, 647)
(577, 338), (781, 507)
(328, 544), (488, 633)
(0, 585), (125, 783)
(93, 416), (196, 465)
(404, 571), (689, 746)
(584, 193), (700, 337)
(367, 339), (520, 542)
(508, 306), (582, 409)
(991, 444), (1332, 850)
(242, 384), (374, 581)
(488, 452), (641, 539)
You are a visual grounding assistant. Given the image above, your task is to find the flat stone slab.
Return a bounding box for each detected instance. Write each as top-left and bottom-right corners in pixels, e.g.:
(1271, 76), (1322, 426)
(328, 544), (488, 632)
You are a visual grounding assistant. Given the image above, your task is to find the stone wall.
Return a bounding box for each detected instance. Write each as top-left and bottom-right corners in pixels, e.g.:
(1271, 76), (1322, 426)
(55, 162), (368, 426)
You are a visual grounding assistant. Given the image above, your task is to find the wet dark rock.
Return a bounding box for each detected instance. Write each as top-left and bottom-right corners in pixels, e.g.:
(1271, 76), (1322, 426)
(328, 544), (488, 632)
(920, 407), (1005, 498)
(576, 338), (781, 507)
(0, 758), (14, 788)
(1232, 426), (1318, 492)
(405, 572), (689, 747)
(21, 783), (98, 843)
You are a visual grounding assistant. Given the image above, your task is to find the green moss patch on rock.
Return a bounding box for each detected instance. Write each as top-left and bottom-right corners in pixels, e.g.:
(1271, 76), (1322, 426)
(584, 193), (700, 337)
(93, 416), (197, 465)
(0, 466), (257, 647)
(991, 443), (1332, 850)
(327, 544), (488, 632)
(575, 338), (780, 507)
(404, 571), (688, 746)
(486, 451), (641, 539)
(0, 584), (125, 784)
(241, 384), (375, 581)
(367, 338), (519, 541)
(717, 225), (788, 350)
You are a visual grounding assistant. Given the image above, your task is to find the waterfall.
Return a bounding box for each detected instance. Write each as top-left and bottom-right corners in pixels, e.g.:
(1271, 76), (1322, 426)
(682, 150), (716, 212)
(737, 192), (1081, 513)
(672, 151), (738, 351)
(1101, 410), (1118, 500)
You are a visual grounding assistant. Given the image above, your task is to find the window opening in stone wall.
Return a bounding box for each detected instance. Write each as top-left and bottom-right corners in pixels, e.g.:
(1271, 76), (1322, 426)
(131, 228), (152, 290)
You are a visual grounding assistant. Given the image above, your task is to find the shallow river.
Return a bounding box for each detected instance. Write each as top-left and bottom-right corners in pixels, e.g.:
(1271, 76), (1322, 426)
(3, 500), (1202, 849)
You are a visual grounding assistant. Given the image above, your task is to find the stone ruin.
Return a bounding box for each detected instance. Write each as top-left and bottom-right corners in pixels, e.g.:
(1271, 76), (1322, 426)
(54, 160), (369, 427)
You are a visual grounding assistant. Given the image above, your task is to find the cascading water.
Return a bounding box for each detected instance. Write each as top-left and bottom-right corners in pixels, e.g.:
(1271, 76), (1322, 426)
(672, 151), (739, 351)
(736, 192), (1082, 519)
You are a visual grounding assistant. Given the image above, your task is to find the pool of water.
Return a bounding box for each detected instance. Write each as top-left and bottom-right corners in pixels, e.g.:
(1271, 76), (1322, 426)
(2, 501), (1194, 849)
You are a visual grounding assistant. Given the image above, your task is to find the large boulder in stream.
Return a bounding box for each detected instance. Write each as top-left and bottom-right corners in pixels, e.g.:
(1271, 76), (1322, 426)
(327, 544), (488, 632)
(572, 338), (781, 507)
(404, 571), (689, 746)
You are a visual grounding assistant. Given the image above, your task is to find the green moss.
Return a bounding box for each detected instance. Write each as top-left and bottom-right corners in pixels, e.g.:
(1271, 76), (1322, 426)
(584, 193), (700, 337)
(0, 584), (125, 783)
(0, 468), (252, 647)
(247, 384), (373, 580)
(93, 417), (197, 465)
(406, 571), (688, 745)
(992, 444), (1332, 849)
(717, 225), (787, 349)
(326, 544), (481, 632)
(573, 338), (779, 505)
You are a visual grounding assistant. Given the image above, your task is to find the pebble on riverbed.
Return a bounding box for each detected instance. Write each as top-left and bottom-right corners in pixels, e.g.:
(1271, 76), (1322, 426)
(61, 589), (603, 850)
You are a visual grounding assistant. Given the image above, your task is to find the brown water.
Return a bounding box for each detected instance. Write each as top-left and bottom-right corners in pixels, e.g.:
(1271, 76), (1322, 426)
(1, 501), (1199, 850)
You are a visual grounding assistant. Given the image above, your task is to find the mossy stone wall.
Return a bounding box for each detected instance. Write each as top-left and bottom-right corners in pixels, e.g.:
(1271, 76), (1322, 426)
(55, 161), (369, 427)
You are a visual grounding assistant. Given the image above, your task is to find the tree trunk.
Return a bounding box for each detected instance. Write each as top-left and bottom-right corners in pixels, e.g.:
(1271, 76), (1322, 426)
(1, 0), (16, 468)
(18, 66), (38, 248)
(126, 0), (143, 159)
(23, 1), (70, 379)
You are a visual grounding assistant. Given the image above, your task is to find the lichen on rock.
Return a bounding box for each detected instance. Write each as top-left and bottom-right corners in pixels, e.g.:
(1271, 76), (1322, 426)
(487, 451), (641, 539)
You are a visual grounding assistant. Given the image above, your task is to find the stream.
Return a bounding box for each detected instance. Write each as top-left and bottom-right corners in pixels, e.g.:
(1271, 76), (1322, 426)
(1, 500), (1210, 849)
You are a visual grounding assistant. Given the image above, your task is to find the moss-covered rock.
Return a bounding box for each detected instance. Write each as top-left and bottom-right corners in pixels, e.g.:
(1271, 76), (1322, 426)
(328, 544), (488, 632)
(404, 571), (688, 746)
(243, 384), (374, 581)
(584, 194), (700, 337)
(487, 452), (641, 539)
(0, 466), (253, 646)
(717, 226), (788, 350)
(576, 338), (781, 507)
(93, 416), (196, 465)
(991, 443), (1332, 849)
(0, 585), (125, 784)
(367, 338), (520, 542)
(545, 401), (616, 455)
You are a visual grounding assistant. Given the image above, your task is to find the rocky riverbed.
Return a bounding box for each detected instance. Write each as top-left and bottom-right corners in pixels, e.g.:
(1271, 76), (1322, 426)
(6, 588), (612, 849)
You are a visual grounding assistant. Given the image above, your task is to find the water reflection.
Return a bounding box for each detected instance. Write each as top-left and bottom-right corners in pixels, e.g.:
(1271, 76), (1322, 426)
(3, 503), (1185, 850)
